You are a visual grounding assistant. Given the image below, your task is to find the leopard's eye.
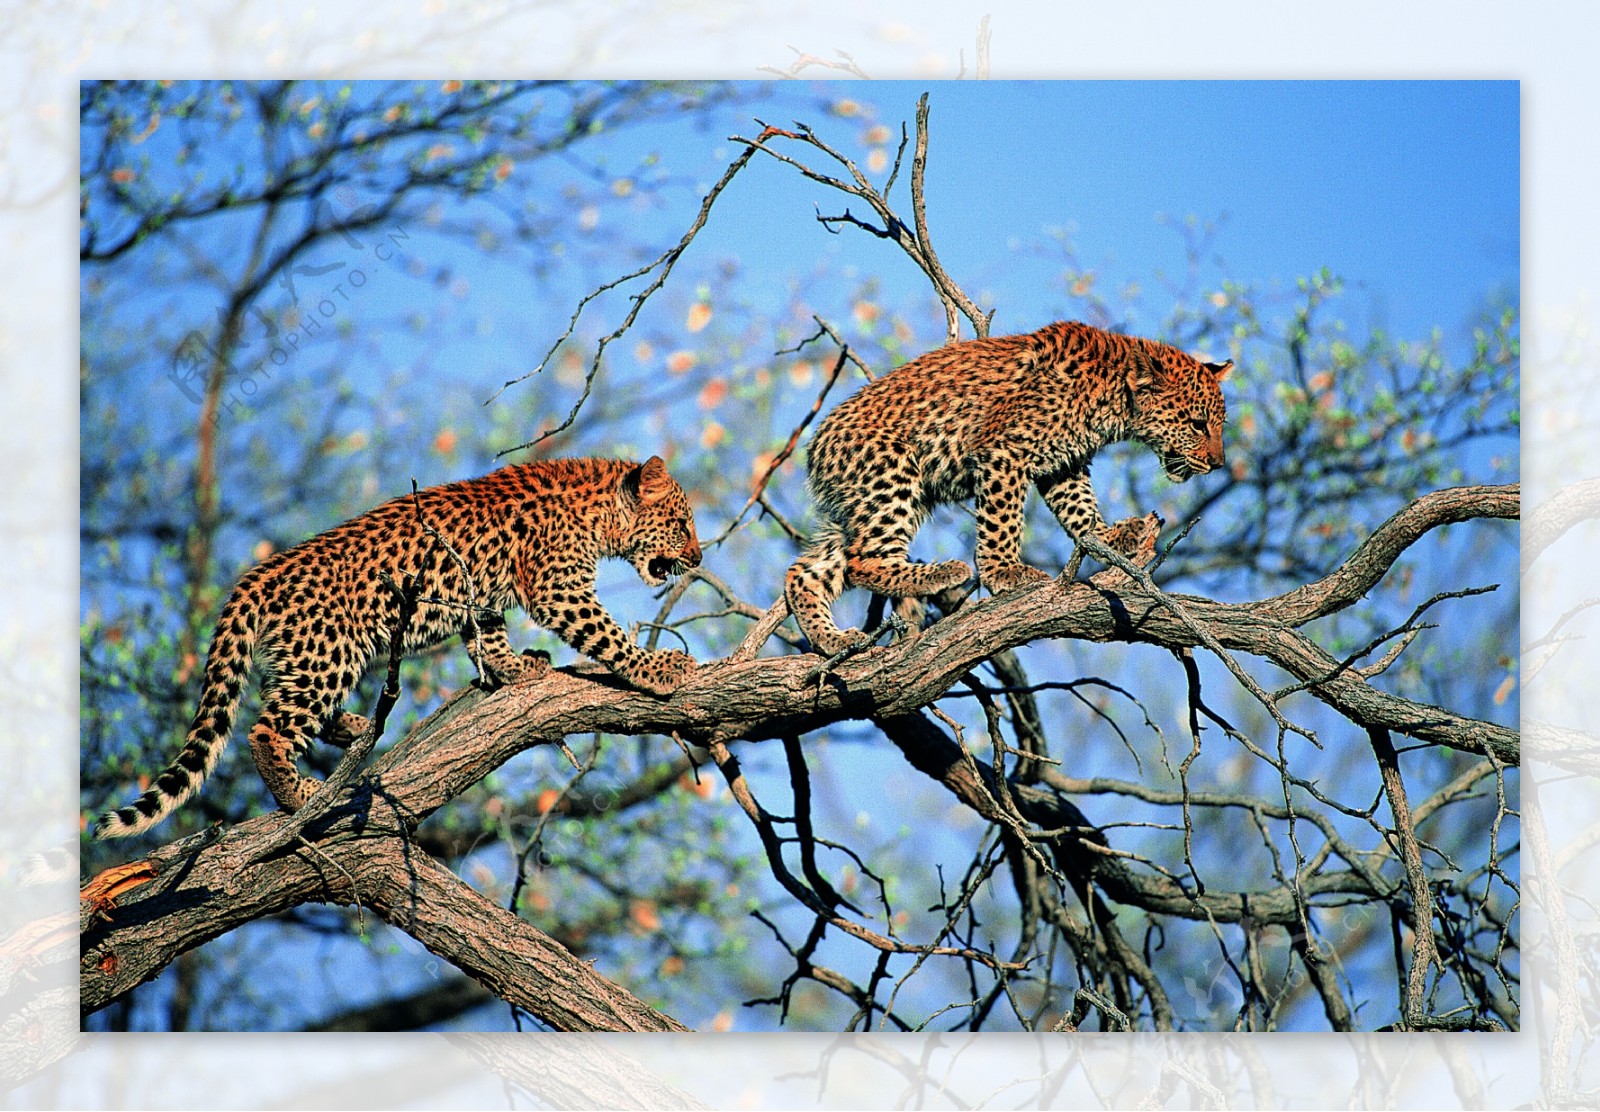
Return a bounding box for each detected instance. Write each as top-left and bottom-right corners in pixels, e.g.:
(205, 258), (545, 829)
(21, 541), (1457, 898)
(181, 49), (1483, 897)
(1189, 416), (1210, 432)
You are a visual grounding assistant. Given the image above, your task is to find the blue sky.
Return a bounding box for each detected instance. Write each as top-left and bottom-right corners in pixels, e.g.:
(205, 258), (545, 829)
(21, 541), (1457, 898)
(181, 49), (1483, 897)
(922, 81), (1518, 337)
(428, 79), (1519, 465)
(580, 80), (1519, 359)
(84, 79), (1520, 465)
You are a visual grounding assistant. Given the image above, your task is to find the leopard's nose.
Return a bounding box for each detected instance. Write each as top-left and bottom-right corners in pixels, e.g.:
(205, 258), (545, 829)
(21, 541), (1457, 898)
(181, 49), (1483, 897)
(685, 537), (702, 567)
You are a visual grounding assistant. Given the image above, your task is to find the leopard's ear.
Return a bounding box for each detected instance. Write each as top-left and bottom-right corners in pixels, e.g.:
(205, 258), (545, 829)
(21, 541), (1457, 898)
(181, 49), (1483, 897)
(1204, 359), (1234, 382)
(637, 455), (671, 500)
(619, 461), (645, 509)
(621, 456), (670, 508)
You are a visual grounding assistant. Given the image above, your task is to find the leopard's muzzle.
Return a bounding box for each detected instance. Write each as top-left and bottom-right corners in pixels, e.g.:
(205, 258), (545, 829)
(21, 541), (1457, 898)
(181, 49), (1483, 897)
(648, 545), (701, 582)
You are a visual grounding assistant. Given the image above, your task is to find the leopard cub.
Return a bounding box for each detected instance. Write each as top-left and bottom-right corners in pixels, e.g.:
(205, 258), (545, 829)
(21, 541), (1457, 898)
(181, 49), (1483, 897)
(785, 321), (1231, 654)
(97, 455), (701, 838)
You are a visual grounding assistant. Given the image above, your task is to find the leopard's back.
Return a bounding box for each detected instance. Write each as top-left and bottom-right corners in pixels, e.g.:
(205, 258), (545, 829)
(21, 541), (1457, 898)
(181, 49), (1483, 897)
(805, 321), (1224, 514)
(239, 457), (676, 662)
(806, 331), (1034, 504)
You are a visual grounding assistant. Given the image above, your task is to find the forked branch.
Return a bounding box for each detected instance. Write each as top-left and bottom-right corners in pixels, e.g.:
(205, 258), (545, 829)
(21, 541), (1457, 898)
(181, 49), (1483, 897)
(79, 482), (1518, 1027)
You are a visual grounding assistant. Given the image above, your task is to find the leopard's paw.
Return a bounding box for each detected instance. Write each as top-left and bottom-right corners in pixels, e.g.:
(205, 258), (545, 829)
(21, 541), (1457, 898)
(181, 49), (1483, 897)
(982, 562), (1052, 594)
(489, 649), (553, 687)
(321, 711), (373, 751)
(924, 559), (975, 594)
(1089, 512), (1164, 588)
(1102, 511), (1163, 562)
(517, 647), (555, 677)
(804, 625), (878, 658)
(624, 649), (697, 696)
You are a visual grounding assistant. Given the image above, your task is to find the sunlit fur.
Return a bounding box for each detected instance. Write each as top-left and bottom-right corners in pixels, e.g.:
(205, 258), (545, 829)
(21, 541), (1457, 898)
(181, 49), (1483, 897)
(785, 321), (1230, 655)
(97, 456), (701, 838)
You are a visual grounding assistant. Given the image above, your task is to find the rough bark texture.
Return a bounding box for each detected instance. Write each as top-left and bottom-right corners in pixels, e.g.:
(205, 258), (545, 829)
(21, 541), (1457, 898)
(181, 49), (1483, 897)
(80, 815), (686, 1031)
(78, 483), (1517, 1029)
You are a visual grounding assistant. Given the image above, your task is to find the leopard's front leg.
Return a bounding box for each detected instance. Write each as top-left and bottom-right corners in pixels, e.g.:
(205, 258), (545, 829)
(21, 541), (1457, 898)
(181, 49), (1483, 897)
(1037, 467), (1162, 579)
(462, 611), (552, 687)
(521, 561), (695, 696)
(1035, 466), (1111, 547)
(973, 454), (1051, 594)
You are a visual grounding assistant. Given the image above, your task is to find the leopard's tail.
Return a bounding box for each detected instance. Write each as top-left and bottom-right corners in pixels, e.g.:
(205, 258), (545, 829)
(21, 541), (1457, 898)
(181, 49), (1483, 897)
(95, 588), (261, 839)
(784, 523), (856, 654)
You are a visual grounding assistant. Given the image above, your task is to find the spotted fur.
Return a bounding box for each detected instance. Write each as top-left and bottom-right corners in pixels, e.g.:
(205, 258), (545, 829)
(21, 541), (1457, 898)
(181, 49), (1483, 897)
(785, 321), (1231, 654)
(96, 456), (701, 838)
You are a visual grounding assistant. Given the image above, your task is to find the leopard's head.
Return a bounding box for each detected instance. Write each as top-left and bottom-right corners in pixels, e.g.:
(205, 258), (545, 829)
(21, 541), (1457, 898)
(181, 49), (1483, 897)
(618, 456), (702, 586)
(1127, 352), (1231, 483)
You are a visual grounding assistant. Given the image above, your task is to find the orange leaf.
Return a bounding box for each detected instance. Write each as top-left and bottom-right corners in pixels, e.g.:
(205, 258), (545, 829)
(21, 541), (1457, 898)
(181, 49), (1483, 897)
(1493, 675), (1516, 706)
(629, 899), (661, 932)
(697, 379), (728, 409)
(750, 450), (779, 482)
(679, 772), (715, 799)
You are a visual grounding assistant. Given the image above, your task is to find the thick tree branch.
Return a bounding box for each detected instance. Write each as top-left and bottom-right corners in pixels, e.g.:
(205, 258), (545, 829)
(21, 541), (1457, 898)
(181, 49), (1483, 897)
(1263, 484), (1519, 622)
(80, 814), (686, 1031)
(80, 483), (1514, 1024)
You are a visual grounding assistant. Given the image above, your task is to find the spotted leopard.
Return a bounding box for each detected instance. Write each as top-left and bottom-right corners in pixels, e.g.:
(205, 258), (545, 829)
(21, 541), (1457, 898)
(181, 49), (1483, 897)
(785, 320), (1231, 655)
(96, 455), (701, 838)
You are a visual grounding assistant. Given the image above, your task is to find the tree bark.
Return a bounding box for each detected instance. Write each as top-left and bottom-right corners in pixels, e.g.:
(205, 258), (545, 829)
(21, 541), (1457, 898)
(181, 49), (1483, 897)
(81, 815), (686, 1031)
(79, 482), (1517, 1027)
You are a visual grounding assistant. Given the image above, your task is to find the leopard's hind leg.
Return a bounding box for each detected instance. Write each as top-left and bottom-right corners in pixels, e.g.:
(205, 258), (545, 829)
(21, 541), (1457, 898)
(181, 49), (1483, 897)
(838, 450), (971, 600)
(786, 525), (868, 657)
(249, 712), (322, 813)
(250, 656), (355, 811)
(790, 446), (969, 656)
